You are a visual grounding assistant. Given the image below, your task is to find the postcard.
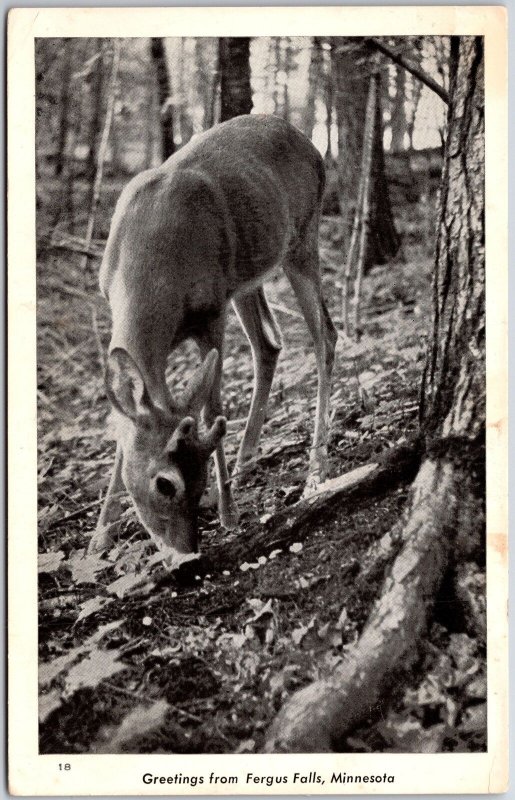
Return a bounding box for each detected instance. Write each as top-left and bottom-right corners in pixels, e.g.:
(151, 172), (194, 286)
(7, 5), (508, 795)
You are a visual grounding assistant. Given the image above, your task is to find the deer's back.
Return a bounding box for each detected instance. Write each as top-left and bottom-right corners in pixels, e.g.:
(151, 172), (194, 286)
(100, 115), (324, 357)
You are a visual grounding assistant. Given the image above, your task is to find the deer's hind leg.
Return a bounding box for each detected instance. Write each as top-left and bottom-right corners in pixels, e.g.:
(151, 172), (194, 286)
(232, 287), (283, 477)
(284, 221), (337, 493)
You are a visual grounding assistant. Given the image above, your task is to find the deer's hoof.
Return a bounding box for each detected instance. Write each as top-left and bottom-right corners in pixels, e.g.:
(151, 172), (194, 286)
(88, 526), (113, 555)
(200, 482), (218, 510)
(302, 471), (325, 499)
(220, 501), (239, 531)
(232, 457), (254, 486)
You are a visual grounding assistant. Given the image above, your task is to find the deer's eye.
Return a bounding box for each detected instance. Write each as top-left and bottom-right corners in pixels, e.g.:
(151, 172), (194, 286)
(155, 476), (177, 499)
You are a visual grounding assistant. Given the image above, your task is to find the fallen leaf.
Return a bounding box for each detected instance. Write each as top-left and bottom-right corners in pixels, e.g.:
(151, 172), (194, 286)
(460, 703), (487, 734)
(68, 549), (108, 585)
(39, 689), (62, 722)
(38, 550), (65, 574)
(76, 596), (113, 623)
(106, 572), (151, 599)
(64, 650), (125, 697)
(39, 647), (84, 688)
(98, 700), (169, 753)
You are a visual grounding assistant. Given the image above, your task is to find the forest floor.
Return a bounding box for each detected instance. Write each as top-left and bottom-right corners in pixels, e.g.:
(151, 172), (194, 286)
(37, 193), (486, 754)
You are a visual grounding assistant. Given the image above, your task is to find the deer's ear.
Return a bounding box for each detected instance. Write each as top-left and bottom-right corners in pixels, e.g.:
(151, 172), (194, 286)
(105, 348), (154, 422)
(182, 349), (219, 414)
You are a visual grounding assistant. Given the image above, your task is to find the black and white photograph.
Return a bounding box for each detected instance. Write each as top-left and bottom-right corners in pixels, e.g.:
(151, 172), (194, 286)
(8, 6), (508, 794)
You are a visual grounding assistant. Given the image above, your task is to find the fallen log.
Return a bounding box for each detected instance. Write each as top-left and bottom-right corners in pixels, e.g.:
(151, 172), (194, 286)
(206, 438), (422, 571)
(264, 457), (457, 752)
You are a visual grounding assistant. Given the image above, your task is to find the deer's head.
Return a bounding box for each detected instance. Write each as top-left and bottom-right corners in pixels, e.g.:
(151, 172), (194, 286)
(105, 348), (226, 562)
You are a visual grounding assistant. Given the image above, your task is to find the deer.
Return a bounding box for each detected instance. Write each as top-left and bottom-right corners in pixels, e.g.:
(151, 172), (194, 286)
(89, 114), (337, 565)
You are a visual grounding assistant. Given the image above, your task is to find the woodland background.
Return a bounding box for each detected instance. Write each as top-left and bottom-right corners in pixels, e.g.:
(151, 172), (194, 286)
(36, 36), (486, 755)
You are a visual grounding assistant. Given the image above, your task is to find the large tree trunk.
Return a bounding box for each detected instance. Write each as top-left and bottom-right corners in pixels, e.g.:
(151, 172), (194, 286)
(150, 37), (175, 160)
(219, 38), (252, 122)
(265, 35), (485, 753)
(421, 37), (484, 442)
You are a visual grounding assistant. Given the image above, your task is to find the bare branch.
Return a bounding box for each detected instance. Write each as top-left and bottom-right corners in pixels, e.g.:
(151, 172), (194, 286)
(366, 37), (450, 105)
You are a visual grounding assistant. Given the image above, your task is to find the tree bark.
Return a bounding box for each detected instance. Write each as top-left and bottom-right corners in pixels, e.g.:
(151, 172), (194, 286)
(178, 38), (194, 146)
(331, 38), (399, 266)
(303, 38), (323, 140)
(265, 35), (485, 754)
(150, 37), (175, 160)
(421, 36), (485, 443)
(86, 41), (104, 191)
(55, 39), (72, 178)
(390, 66), (407, 151)
(219, 38), (252, 122)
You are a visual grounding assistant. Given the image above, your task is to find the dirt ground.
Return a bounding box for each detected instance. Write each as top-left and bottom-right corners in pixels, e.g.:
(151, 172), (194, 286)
(37, 194), (486, 754)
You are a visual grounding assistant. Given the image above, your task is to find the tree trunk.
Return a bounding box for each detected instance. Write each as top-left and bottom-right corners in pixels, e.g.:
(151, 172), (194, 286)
(150, 37), (175, 160)
(282, 38), (293, 123)
(421, 36), (484, 443)
(206, 39), (220, 128)
(323, 40), (336, 163)
(303, 37), (323, 140)
(265, 35), (485, 754)
(86, 41), (104, 191)
(55, 39), (72, 178)
(178, 38), (193, 146)
(331, 38), (399, 268)
(390, 66), (407, 151)
(219, 38), (252, 122)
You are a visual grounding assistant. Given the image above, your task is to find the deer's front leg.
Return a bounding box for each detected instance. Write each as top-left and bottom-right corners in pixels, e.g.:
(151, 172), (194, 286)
(89, 443), (125, 553)
(199, 339), (239, 531)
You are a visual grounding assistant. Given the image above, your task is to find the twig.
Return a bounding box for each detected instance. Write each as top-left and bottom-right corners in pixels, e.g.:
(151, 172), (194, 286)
(50, 239), (104, 258)
(45, 499), (104, 531)
(268, 301), (303, 320)
(365, 37), (449, 105)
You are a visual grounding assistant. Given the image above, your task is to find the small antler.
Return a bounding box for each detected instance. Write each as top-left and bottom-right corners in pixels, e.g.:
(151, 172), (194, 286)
(167, 416), (197, 453)
(200, 416), (227, 454)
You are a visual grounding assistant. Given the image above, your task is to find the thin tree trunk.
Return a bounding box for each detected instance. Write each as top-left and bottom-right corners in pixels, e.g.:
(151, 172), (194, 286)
(303, 37), (323, 140)
(282, 37), (293, 123)
(144, 59), (156, 168)
(150, 37), (175, 160)
(272, 37), (281, 115)
(55, 39), (72, 178)
(86, 41), (104, 195)
(342, 68), (377, 337)
(332, 39), (399, 268)
(406, 72), (422, 150)
(324, 41), (335, 163)
(219, 38), (252, 122)
(390, 66), (407, 151)
(178, 38), (193, 145)
(79, 40), (121, 275)
(206, 41), (220, 128)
